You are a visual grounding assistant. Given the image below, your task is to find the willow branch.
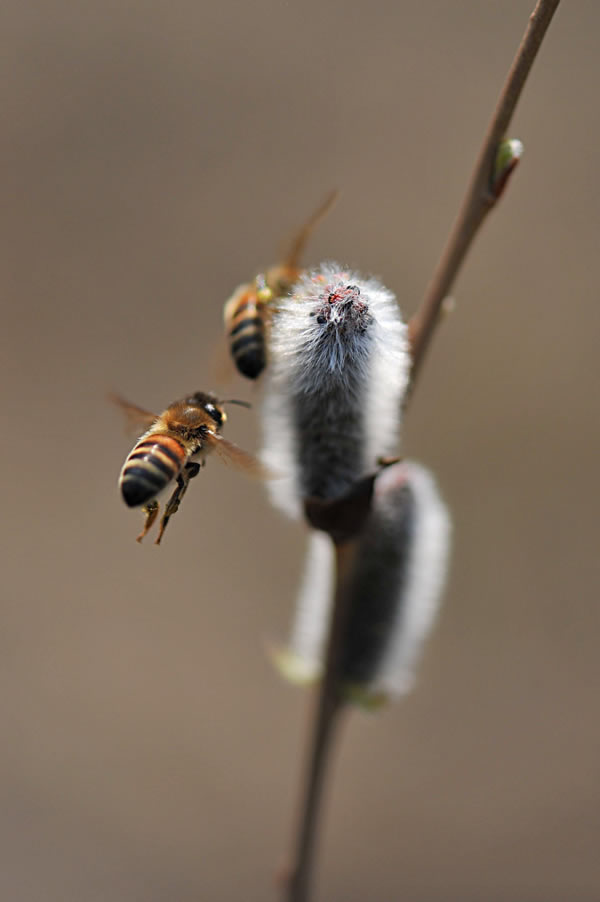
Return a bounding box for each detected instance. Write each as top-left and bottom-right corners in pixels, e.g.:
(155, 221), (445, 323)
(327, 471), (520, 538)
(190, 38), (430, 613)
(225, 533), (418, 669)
(408, 0), (562, 392)
(283, 3), (561, 901)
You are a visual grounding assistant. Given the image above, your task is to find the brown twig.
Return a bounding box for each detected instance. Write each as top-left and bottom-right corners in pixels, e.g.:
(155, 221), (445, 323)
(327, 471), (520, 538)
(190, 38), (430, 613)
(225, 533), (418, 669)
(284, 3), (561, 900)
(284, 542), (358, 902)
(408, 0), (562, 393)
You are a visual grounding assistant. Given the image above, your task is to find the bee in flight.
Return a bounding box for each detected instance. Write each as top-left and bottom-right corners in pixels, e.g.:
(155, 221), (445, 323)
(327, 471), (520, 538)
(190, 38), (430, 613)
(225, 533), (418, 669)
(223, 189), (338, 379)
(113, 391), (263, 545)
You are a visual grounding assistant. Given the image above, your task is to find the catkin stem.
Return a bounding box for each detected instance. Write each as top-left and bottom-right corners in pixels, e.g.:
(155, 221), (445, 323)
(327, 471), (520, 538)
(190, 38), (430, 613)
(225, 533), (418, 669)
(285, 694), (342, 902)
(285, 542), (358, 902)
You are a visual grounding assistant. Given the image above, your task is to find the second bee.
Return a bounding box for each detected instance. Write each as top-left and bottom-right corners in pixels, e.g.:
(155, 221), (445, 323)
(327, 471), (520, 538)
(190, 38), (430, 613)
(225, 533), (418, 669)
(223, 190), (338, 380)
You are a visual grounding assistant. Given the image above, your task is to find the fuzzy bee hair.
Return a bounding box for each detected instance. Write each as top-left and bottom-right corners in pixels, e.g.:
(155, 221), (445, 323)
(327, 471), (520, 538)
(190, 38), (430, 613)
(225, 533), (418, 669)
(284, 461), (451, 701)
(261, 262), (410, 519)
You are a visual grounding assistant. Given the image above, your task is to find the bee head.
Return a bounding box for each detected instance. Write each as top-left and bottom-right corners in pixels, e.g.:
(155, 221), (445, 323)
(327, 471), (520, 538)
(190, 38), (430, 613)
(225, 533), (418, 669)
(204, 401), (225, 427)
(181, 391), (226, 428)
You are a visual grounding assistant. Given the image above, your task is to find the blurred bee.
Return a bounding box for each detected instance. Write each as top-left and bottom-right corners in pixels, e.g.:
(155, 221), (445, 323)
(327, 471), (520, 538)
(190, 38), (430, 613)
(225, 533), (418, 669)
(223, 189), (338, 379)
(113, 391), (263, 545)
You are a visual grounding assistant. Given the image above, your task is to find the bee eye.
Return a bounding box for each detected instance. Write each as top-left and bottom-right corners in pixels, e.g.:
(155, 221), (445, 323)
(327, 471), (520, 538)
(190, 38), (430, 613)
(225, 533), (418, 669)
(205, 403), (223, 426)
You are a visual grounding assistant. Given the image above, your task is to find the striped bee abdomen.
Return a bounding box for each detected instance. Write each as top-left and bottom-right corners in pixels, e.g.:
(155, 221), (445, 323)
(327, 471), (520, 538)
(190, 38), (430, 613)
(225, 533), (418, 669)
(119, 435), (186, 507)
(225, 287), (267, 380)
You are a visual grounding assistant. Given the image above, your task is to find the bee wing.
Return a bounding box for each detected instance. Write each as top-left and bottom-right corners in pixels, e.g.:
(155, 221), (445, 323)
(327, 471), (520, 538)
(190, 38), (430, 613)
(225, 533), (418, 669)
(283, 188), (339, 269)
(109, 393), (158, 434)
(206, 432), (274, 479)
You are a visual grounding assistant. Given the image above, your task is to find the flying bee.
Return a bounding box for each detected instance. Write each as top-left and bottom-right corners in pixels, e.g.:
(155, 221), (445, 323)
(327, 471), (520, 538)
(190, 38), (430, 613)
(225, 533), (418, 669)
(113, 391), (264, 545)
(223, 189), (338, 379)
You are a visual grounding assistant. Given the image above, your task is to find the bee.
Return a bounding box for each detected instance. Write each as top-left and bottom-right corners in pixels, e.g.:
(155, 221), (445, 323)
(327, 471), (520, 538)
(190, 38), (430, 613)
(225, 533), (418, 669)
(113, 391), (263, 545)
(223, 189), (338, 379)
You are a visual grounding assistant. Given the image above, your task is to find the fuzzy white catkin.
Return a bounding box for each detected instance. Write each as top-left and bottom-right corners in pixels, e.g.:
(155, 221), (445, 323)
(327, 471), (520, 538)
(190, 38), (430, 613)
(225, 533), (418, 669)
(261, 262), (410, 519)
(282, 461), (451, 703)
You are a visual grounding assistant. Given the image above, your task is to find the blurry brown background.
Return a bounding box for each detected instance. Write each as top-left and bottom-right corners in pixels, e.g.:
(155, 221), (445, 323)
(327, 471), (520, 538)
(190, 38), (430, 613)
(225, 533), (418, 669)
(2, 2), (599, 900)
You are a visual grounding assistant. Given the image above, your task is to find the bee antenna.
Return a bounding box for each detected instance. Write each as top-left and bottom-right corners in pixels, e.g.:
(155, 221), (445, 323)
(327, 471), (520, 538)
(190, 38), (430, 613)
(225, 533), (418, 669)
(222, 398), (252, 409)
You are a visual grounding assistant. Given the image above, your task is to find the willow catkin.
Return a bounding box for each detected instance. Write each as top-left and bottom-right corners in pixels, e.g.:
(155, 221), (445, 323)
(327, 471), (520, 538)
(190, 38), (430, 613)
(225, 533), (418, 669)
(261, 263), (450, 703)
(261, 262), (410, 519)
(278, 461), (451, 705)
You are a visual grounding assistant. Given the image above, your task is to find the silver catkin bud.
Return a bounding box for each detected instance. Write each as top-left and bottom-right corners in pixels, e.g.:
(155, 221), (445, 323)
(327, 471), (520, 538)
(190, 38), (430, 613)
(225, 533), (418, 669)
(274, 461), (451, 707)
(261, 263), (410, 520)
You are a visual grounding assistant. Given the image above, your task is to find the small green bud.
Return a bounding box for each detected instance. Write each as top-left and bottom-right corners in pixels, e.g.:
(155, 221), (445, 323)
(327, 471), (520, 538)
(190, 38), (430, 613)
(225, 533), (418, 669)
(491, 138), (524, 199)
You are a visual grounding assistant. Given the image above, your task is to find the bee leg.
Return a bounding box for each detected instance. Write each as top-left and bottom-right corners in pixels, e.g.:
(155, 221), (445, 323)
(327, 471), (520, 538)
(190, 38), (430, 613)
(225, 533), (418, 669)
(136, 500), (159, 543)
(155, 481), (185, 545)
(154, 463), (201, 546)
